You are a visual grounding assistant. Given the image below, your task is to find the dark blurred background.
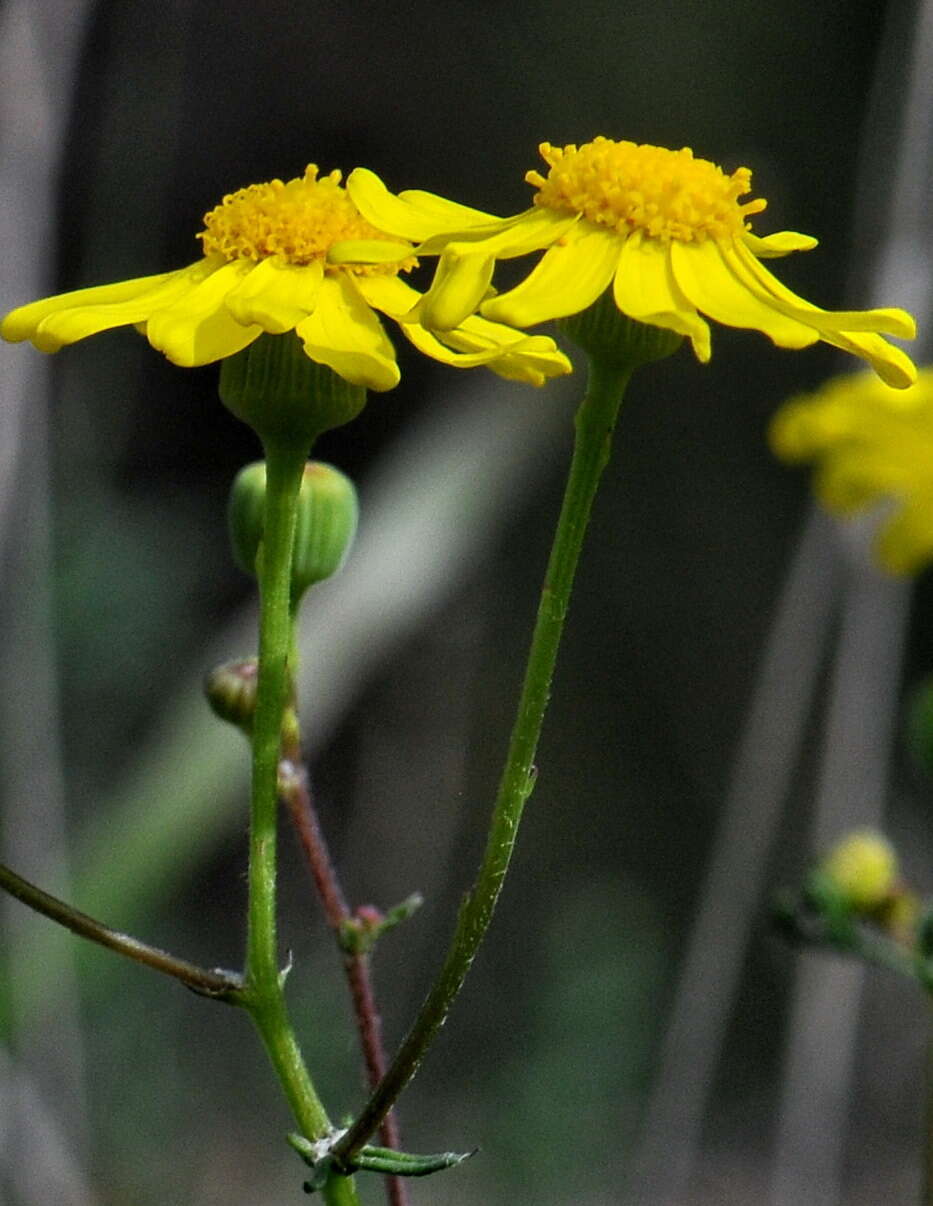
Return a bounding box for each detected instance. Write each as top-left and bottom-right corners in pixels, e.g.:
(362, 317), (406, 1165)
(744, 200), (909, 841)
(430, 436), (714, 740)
(0, 0), (931, 1203)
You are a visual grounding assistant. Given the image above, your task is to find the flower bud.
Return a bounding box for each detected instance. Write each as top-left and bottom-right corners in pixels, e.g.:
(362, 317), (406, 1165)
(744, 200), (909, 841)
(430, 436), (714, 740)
(819, 829), (898, 911)
(228, 459), (359, 606)
(338, 894), (423, 955)
(228, 463), (267, 578)
(205, 657), (258, 733)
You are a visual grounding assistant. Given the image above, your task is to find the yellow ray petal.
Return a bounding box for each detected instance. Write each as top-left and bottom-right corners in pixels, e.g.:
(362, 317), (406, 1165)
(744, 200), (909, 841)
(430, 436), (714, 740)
(354, 274), (422, 317)
(295, 275), (399, 392)
(728, 242), (917, 338)
(612, 235), (711, 360)
(479, 226), (618, 329)
(224, 258), (323, 333)
(22, 265), (211, 352)
(742, 231), (818, 259)
(416, 251), (496, 331)
(738, 243), (917, 386)
(1, 268), (187, 344)
(413, 212), (578, 332)
(444, 313), (572, 382)
(145, 260), (261, 366)
(670, 240), (818, 349)
(347, 168), (495, 240)
(397, 188), (498, 225)
(326, 240), (415, 265)
(397, 317), (571, 385)
(416, 209), (577, 257)
(816, 328), (917, 389)
(361, 276), (570, 380)
(398, 319), (514, 367)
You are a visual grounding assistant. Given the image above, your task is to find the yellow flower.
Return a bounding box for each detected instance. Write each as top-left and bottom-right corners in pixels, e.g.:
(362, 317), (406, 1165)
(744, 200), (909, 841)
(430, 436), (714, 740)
(770, 367), (933, 573)
(819, 830), (898, 911)
(1, 165), (571, 392)
(348, 138), (917, 387)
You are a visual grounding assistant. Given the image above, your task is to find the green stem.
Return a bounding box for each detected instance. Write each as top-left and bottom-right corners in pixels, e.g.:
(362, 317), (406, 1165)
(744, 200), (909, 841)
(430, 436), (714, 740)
(244, 441), (307, 993)
(239, 440), (361, 1206)
(322, 1176), (362, 1205)
(335, 359), (632, 1160)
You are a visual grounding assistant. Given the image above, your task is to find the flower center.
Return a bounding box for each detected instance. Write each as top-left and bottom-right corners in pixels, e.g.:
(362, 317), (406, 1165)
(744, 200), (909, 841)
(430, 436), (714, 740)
(527, 138), (767, 243)
(198, 165), (416, 274)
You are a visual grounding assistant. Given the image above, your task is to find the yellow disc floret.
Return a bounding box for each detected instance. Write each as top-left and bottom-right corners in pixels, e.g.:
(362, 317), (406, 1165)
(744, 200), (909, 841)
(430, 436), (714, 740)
(198, 165), (417, 275)
(527, 138), (767, 243)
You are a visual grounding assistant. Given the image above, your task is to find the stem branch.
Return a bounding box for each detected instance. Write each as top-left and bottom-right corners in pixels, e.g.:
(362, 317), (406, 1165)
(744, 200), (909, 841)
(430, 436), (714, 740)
(0, 861), (240, 998)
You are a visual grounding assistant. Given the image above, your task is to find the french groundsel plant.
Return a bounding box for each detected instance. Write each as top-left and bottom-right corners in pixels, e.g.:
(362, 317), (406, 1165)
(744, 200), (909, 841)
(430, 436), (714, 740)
(770, 367), (933, 574)
(0, 141), (920, 1203)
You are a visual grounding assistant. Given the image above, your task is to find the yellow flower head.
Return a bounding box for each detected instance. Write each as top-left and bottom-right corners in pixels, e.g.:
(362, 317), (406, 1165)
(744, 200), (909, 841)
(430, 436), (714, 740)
(348, 138), (917, 387)
(1, 165), (571, 392)
(771, 367), (933, 573)
(819, 830), (898, 912)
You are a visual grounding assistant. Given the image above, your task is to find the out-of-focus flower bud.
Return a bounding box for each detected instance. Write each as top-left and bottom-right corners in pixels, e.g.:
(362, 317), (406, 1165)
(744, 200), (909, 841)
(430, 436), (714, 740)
(205, 657), (258, 734)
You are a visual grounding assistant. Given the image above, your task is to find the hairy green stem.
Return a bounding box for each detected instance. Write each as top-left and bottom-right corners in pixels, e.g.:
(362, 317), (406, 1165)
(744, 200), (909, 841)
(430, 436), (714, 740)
(244, 443), (306, 992)
(240, 440), (360, 1205)
(335, 359), (631, 1160)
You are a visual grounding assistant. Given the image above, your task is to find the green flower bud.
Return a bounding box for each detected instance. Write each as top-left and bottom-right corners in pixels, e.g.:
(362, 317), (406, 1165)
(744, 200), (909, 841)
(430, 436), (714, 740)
(558, 288), (683, 370)
(218, 332), (366, 449)
(228, 463), (267, 579)
(228, 460), (359, 606)
(204, 657), (258, 733)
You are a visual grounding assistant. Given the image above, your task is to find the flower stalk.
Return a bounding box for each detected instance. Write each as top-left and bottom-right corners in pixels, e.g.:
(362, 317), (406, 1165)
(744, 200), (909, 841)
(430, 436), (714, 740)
(236, 437), (360, 1206)
(334, 355), (633, 1161)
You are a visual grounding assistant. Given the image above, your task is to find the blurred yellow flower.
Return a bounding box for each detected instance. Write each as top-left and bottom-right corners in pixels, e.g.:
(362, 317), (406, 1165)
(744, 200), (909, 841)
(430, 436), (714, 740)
(349, 138), (916, 387)
(770, 368), (933, 573)
(819, 830), (898, 911)
(1, 165), (571, 392)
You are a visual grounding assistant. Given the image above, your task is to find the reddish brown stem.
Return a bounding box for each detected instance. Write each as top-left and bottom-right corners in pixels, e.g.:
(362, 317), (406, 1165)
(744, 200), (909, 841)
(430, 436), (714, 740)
(280, 758), (349, 927)
(344, 952), (401, 1147)
(279, 753), (408, 1206)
